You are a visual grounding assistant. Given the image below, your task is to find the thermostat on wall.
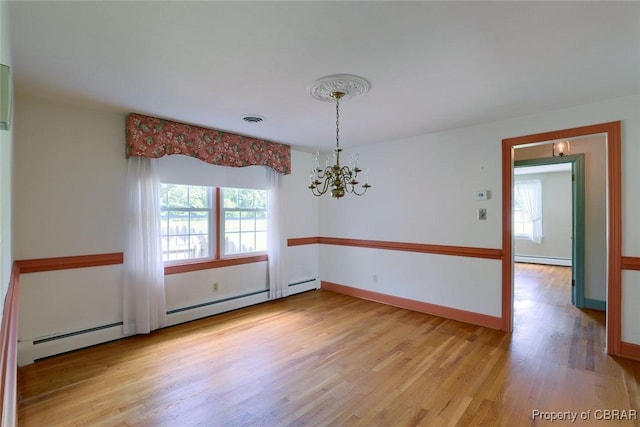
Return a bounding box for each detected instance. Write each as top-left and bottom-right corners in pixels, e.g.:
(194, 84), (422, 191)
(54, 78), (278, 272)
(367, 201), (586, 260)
(476, 190), (489, 200)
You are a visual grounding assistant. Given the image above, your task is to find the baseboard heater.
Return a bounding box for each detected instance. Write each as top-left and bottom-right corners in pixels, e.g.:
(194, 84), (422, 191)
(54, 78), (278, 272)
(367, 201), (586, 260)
(167, 278), (319, 315)
(33, 322), (124, 345)
(31, 289), (268, 348)
(288, 278), (319, 288)
(167, 289), (269, 315)
(21, 322), (125, 365)
(22, 280), (319, 365)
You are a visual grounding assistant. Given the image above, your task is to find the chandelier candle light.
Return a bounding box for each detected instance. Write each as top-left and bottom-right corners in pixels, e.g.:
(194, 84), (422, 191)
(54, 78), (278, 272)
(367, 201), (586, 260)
(308, 74), (371, 198)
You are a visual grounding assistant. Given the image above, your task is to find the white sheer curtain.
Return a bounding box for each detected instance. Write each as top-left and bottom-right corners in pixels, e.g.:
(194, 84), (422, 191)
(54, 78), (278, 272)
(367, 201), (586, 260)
(515, 180), (543, 244)
(267, 168), (287, 299)
(123, 157), (167, 334)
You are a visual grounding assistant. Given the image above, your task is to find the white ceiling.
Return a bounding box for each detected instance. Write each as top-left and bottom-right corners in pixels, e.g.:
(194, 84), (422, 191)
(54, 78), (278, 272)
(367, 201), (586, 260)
(8, 1), (640, 151)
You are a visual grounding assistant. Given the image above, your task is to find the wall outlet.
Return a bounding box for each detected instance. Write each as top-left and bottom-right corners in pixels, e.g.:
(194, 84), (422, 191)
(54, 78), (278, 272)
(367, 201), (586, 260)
(478, 208), (487, 220)
(212, 282), (219, 292)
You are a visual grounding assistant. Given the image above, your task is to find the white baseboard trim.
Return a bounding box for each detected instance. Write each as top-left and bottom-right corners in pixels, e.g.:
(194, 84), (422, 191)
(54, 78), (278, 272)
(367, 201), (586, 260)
(514, 255), (572, 267)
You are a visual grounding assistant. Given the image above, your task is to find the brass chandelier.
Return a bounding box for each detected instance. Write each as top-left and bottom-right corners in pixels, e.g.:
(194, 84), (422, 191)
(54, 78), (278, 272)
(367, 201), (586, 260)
(308, 75), (371, 198)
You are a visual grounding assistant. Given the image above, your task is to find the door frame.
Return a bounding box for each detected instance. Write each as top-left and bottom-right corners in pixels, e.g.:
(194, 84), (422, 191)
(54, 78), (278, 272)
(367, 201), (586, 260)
(514, 154), (585, 307)
(501, 121), (621, 355)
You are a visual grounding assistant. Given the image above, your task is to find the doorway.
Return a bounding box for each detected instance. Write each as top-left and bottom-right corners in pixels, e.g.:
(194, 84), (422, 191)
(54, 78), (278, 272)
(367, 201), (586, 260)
(501, 121), (622, 356)
(514, 153), (585, 307)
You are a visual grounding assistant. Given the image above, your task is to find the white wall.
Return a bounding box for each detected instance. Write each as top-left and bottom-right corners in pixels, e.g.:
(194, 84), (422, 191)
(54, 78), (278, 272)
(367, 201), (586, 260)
(318, 123), (503, 318)
(319, 94), (640, 344)
(0, 0), (13, 307)
(514, 136), (607, 301)
(11, 90), (640, 359)
(13, 93), (319, 363)
(13, 96), (126, 260)
(514, 171), (572, 262)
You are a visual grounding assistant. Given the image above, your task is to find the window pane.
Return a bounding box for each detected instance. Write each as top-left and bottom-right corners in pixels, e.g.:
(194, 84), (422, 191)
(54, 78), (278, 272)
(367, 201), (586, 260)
(220, 188), (268, 256)
(225, 233), (240, 255)
(255, 231), (267, 252)
(237, 189), (255, 209)
(160, 185), (169, 207)
(168, 213), (189, 237)
(188, 186), (208, 209)
(190, 211), (208, 234)
(166, 184), (189, 208)
(241, 211), (255, 231)
(190, 235), (208, 258)
(225, 211), (240, 232)
(160, 183), (213, 262)
(223, 188), (238, 208)
(256, 213), (267, 232)
(240, 231), (255, 252)
(255, 191), (267, 209)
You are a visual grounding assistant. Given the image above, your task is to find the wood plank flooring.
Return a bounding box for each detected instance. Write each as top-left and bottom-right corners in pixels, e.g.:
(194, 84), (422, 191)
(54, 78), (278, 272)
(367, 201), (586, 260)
(17, 264), (640, 426)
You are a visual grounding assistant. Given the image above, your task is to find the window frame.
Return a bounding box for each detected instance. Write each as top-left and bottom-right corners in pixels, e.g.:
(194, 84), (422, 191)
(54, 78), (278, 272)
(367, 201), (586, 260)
(160, 184), (215, 264)
(220, 187), (268, 257)
(159, 183), (269, 275)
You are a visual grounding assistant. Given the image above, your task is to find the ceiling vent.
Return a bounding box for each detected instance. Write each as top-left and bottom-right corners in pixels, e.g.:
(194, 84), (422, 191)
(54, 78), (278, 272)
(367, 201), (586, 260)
(242, 115), (264, 123)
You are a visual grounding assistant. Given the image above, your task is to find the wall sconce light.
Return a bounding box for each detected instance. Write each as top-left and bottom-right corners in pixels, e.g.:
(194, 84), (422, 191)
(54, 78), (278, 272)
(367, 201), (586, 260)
(0, 64), (11, 131)
(552, 139), (570, 157)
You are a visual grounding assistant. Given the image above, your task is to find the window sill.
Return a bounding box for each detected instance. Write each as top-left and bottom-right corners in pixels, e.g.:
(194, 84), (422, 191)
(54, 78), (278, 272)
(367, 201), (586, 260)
(514, 235), (533, 240)
(164, 254), (268, 275)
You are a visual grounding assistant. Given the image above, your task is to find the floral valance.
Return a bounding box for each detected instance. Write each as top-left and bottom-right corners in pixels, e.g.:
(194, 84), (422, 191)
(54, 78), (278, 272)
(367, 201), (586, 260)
(125, 113), (291, 175)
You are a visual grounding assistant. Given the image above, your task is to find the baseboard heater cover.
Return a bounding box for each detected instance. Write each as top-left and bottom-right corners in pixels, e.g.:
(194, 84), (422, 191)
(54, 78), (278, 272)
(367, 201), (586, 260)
(33, 322), (124, 345)
(288, 278), (320, 294)
(288, 278), (317, 287)
(167, 289), (269, 315)
(20, 322), (125, 365)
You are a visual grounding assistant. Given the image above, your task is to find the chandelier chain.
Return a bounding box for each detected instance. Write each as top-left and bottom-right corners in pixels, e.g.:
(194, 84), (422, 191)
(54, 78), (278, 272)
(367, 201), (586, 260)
(335, 97), (340, 151)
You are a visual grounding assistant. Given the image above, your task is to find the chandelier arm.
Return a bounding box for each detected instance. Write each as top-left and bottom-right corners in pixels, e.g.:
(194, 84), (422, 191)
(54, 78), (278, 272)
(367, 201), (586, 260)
(310, 174), (329, 196)
(315, 168), (327, 179)
(351, 186), (369, 196)
(351, 181), (371, 196)
(340, 166), (353, 186)
(319, 169), (332, 194)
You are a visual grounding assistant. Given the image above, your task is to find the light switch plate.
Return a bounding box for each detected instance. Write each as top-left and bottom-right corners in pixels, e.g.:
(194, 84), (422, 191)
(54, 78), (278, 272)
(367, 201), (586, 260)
(476, 190), (488, 200)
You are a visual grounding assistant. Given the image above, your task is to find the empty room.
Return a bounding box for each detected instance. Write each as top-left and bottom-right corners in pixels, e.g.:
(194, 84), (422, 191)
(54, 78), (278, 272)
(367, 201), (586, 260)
(1, 1), (639, 426)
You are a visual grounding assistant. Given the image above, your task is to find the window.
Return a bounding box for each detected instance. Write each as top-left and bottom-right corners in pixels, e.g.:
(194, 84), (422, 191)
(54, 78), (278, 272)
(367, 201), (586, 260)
(222, 188), (268, 255)
(513, 180), (543, 243)
(513, 196), (533, 237)
(160, 184), (213, 262)
(160, 183), (268, 263)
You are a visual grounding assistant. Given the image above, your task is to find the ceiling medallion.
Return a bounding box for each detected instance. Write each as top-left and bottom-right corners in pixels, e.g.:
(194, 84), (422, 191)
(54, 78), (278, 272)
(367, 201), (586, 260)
(309, 74), (371, 102)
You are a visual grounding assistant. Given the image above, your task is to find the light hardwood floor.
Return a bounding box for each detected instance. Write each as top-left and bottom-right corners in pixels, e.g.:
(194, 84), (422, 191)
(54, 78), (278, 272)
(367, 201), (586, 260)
(17, 264), (640, 426)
